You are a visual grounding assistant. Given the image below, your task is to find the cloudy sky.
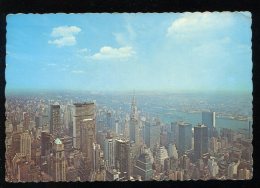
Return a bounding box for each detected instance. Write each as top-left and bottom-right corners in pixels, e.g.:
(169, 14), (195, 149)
(6, 12), (252, 93)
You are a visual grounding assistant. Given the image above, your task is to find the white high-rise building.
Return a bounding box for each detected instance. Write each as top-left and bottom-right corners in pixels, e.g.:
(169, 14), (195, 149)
(20, 132), (31, 161)
(227, 161), (239, 179)
(208, 156), (219, 178)
(104, 137), (115, 168)
(167, 143), (178, 159)
(156, 146), (169, 165)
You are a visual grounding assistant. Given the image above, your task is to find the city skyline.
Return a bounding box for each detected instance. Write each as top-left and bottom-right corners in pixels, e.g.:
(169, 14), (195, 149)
(5, 92), (253, 181)
(6, 12), (252, 93)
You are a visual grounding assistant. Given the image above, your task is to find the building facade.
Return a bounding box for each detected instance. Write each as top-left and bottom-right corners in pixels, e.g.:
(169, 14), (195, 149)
(178, 122), (192, 155)
(194, 124), (208, 161)
(72, 102), (95, 149)
(50, 104), (61, 135)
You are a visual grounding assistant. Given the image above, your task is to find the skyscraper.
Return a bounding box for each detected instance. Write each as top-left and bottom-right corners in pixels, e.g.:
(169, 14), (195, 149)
(178, 122), (192, 155)
(133, 153), (153, 180)
(202, 112), (215, 138)
(106, 111), (113, 130)
(92, 143), (103, 173)
(168, 122), (179, 145)
(64, 104), (73, 130)
(41, 131), (51, 156)
(20, 131), (31, 161)
(104, 136), (115, 168)
(50, 104), (61, 135)
(115, 138), (131, 179)
(155, 146), (169, 166)
(72, 102), (95, 149)
(129, 95), (140, 146)
(53, 138), (66, 181)
(144, 121), (160, 150)
(194, 124), (208, 161)
(80, 118), (96, 166)
(23, 112), (30, 131)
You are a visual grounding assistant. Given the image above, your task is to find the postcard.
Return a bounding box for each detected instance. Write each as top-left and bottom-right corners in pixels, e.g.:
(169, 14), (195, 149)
(5, 12), (252, 182)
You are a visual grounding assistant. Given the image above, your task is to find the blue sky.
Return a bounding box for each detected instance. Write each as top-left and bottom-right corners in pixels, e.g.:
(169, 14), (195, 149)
(6, 12), (252, 93)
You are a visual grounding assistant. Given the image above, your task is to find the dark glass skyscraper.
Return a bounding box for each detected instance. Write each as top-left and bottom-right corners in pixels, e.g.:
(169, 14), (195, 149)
(194, 124), (208, 161)
(50, 104), (61, 135)
(115, 139), (131, 179)
(178, 122), (192, 155)
(202, 112), (215, 138)
(144, 121), (160, 150)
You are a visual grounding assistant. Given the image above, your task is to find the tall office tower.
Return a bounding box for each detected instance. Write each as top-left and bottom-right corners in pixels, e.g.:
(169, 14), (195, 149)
(178, 122), (192, 155)
(12, 132), (21, 155)
(115, 138), (131, 179)
(80, 118), (96, 166)
(20, 131), (31, 161)
(93, 143), (102, 173)
(106, 111), (113, 130)
(124, 119), (130, 139)
(227, 162), (237, 179)
(129, 95), (140, 146)
(202, 112), (215, 138)
(104, 135), (115, 169)
(194, 124), (208, 161)
(160, 130), (168, 147)
(73, 102), (95, 149)
(35, 115), (41, 129)
(50, 104), (61, 135)
(113, 119), (119, 135)
(144, 121), (160, 150)
(41, 131), (51, 156)
(53, 138), (66, 181)
(96, 131), (107, 151)
(64, 104), (73, 130)
(133, 153), (153, 180)
(155, 146), (169, 166)
(23, 112), (30, 131)
(167, 143), (178, 159)
(167, 122), (179, 146)
(208, 156), (219, 178)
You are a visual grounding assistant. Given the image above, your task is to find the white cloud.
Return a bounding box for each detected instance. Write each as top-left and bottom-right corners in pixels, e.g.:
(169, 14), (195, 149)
(71, 70), (84, 74)
(91, 46), (135, 60)
(166, 12), (234, 39)
(48, 26), (81, 47)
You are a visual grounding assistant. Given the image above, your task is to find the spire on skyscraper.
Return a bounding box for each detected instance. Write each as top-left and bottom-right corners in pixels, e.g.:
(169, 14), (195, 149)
(131, 90), (138, 120)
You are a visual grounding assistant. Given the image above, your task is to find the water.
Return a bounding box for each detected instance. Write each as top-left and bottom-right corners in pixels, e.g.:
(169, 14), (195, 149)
(140, 107), (249, 131)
